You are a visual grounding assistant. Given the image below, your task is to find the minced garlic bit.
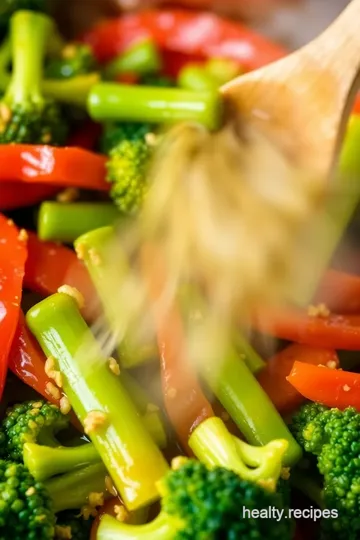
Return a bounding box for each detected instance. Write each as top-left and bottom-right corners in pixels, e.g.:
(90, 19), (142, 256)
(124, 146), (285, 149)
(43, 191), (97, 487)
(0, 103), (11, 123)
(343, 385), (351, 392)
(57, 285), (85, 309)
(114, 505), (128, 523)
(307, 303), (330, 318)
(55, 525), (72, 539)
(167, 387), (177, 399)
(281, 467), (291, 481)
(80, 505), (98, 520)
(48, 370), (63, 389)
(171, 456), (188, 471)
(41, 132), (52, 144)
(326, 360), (337, 370)
(62, 44), (77, 59)
(46, 382), (61, 401)
(105, 475), (117, 497)
(108, 357), (120, 376)
(57, 187), (79, 203)
(145, 132), (158, 146)
(84, 411), (108, 435)
(60, 396), (72, 415)
(257, 478), (276, 492)
(75, 242), (86, 261)
(89, 248), (102, 266)
(18, 229), (28, 242)
(26, 487), (36, 497)
(221, 411), (230, 422)
(146, 403), (159, 413)
(88, 492), (104, 508)
(45, 356), (56, 376)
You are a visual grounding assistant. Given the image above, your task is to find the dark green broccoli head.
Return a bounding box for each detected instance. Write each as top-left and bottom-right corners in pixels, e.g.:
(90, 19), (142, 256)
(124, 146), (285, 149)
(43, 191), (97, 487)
(0, 10), (69, 145)
(45, 43), (97, 80)
(107, 137), (153, 215)
(101, 121), (155, 155)
(1, 400), (68, 462)
(291, 404), (360, 540)
(98, 459), (293, 540)
(56, 511), (94, 540)
(0, 459), (55, 539)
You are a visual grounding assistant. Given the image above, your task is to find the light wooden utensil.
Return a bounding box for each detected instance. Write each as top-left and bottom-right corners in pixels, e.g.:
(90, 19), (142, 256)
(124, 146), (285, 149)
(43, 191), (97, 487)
(222, 0), (360, 178)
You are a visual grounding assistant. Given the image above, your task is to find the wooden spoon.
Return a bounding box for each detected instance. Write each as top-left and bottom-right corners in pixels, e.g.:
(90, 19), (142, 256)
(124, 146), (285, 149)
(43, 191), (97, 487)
(222, 0), (360, 178)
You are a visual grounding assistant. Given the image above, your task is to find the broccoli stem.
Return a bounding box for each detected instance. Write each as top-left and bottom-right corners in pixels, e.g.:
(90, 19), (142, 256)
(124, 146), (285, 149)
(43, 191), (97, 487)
(103, 39), (162, 80)
(142, 410), (167, 450)
(177, 64), (220, 92)
(98, 513), (175, 540)
(26, 293), (169, 510)
(290, 468), (324, 509)
(233, 333), (266, 374)
(38, 202), (120, 243)
(23, 441), (100, 481)
(5, 10), (52, 105)
(42, 72), (100, 107)
(75, 226), (157, 368)
(87, 83), (223, 130)
(197, 346), (302, 466)
(45, 462), (110, 513)
(205, 58), (242, 85)
(189, 417), (287, 486)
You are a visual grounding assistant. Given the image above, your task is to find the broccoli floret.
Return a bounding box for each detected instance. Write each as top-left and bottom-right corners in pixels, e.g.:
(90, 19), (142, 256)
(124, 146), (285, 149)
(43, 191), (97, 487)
(290, 403), (360, 539)
(0, 459), (55, 539)
(140, 73), (175, 87)
(1, 400), (68, 462)
(0, 10), (68, 145)
(98, 458), (292, 540)
(101, 121), (155, 155)
(55, 511), (93, 540)
(107, 136), (153, 215)
(45, 43), (97, 80)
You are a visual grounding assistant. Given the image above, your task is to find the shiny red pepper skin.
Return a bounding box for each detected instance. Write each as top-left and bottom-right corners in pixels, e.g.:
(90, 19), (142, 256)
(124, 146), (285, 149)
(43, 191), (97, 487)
(0, 215), (28, 400)
(82, 9), (287, 71)
(0, 182), (59, 211)
(0, 145), (108, 191)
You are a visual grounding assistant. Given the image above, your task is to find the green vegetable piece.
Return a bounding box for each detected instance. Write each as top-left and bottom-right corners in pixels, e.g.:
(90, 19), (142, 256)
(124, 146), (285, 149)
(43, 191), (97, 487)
(103, 39), (162, 80)
(45, 42), (97, 80)
(75, 226), (157, 368)
(88, 83), (223, 131)
(177, 63), (219, 92)
(38, 202), (120, 243)
(97, 459), (293, 540)
(198, 345), (302, 466)
(100, 121), (155, 155)
(26, 293), (169, 510)
(189, 417), (287, 486)
(233, 332), (266, 374)
(205, 57), (242, 85)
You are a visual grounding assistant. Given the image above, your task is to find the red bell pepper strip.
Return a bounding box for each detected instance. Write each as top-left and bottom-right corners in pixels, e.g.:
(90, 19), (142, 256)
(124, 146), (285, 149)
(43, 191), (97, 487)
(0, 182), (59, 211)
(0, 215), (28, 399)
(82, 10), (286, 71)
(67, 121), (103, 152)
(0, 145), (108, 191)
(287, 361), (360, 410)
(8, 311), (61, 406)
(257, 344), (339, 416)
(314, 268), (360, 314)
(140, 244), (214, 452)
(253, 306), (360, 350)
(24, 232), (99, 322)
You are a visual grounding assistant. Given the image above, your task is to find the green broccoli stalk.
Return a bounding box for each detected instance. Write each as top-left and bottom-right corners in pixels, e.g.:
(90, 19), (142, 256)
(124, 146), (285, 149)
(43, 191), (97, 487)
(290, 402), (360, 540)
(103, 39), (162, 81)
(26, 292), (169, 511)
(0, 10), (68, 145)
(45, 42), (97, 80)
(55, 512), (94, 540)
(97, 458), (293, 540)
(75, 226), (158, 369)
(0, 459), (55, 539)
(189, 417), (288, 490)
(196, 343), (302, 466)
(88, 82), (223, 131)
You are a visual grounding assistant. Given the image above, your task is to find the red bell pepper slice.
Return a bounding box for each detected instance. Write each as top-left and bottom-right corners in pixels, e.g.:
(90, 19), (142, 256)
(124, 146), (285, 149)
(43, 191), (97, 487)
(287, 361), (360, 410)
(314, 268), (360, 314)
(0, 145), (108, 191)
(82, 9), (286, 71)
(24, 232), (99, 322)
(140, 244), (214, 452)
(0, 182), (59, 211)
(0, 215), (28, 399)
(8, 311), (61, 405)
(253, 306), (360, 350)
(257, 344), (339, 416)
